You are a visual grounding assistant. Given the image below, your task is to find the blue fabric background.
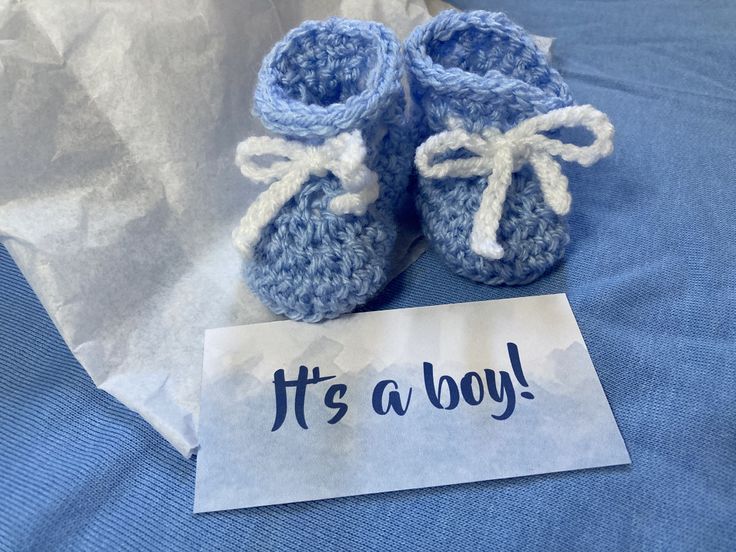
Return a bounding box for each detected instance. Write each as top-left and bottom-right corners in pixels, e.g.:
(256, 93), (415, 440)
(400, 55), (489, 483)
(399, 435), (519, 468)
(1, 1), (734, 550)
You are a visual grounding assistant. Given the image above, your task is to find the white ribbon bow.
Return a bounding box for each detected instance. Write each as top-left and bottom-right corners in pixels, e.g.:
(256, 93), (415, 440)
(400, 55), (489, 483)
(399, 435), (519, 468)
(232, 130), (380, 258)
(415, 105), (614, 260)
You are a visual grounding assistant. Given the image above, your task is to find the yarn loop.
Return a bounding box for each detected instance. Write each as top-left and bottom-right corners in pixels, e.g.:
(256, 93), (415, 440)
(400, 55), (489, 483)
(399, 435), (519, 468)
(416, 105), (614, 259)
(233, 130), (380, 258)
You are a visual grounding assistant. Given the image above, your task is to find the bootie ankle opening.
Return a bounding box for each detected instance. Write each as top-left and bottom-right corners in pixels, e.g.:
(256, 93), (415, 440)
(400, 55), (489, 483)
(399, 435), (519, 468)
(254, 18), (402, 139)
(405, 11), (573, 131)
(427, 13), (560, 93)
(275, 25), (376, 107)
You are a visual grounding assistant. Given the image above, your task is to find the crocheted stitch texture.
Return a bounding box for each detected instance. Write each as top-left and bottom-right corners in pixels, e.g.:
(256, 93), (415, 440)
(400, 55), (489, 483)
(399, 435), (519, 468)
(405, 10), (575, 285)
(244, 18), (412, 322)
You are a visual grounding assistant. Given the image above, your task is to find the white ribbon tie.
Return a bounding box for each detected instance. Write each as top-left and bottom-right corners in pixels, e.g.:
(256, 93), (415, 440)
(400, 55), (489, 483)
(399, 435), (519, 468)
(232, 130), (380, 258)
(415, 105), (614, 260)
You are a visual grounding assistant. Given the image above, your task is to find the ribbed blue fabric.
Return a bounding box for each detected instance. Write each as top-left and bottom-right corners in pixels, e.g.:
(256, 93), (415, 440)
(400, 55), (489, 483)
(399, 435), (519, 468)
(406, 11), (575, 285)
(244, 18), (414, 323)
(1, 0), (735, 550)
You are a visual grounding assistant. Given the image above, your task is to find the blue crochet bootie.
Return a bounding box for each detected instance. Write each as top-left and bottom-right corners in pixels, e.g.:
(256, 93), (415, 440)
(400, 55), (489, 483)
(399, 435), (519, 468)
(406, 11), (613, 285)
(232, 18), (413, 322)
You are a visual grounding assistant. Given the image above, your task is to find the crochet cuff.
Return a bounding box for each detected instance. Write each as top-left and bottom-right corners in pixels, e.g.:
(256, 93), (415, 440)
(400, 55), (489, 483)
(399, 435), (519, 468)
(253, 18), (403, 139)
(405, 10), (574, 134)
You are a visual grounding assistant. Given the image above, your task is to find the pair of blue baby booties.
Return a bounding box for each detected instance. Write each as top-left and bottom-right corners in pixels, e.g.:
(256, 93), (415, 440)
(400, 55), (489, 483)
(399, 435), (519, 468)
(240, 10), (577, 323)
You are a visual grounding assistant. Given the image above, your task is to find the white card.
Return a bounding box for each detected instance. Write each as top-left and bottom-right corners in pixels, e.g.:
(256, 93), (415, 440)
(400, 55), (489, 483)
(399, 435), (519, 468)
(194, 293), (629, 512)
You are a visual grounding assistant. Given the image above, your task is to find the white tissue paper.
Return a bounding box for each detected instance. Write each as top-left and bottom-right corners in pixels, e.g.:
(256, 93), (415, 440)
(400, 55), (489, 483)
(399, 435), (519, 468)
(0, 0), (449, 456)
(0, 0), (551, 457)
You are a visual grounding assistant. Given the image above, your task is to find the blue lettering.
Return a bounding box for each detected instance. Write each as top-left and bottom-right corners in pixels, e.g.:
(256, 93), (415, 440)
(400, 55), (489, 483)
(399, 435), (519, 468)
(271, 366), (336, 431)
(372, 379), (412, 416)
(324, 383), (348, 424)
(423, 362), (460, 410)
